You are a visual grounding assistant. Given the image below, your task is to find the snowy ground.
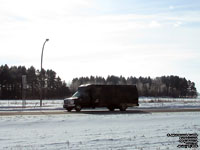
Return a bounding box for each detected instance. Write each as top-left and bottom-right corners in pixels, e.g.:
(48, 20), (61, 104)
(0, 112), (199, 150)
(0, 98), (199, 150)
(139, 97), (200, 109)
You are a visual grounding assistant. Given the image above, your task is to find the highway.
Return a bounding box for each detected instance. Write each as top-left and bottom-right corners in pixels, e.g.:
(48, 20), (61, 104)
(1, 107), (200, 116)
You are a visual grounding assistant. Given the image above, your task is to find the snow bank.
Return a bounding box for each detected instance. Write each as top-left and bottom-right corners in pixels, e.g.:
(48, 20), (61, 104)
(0, 112), (199, 149)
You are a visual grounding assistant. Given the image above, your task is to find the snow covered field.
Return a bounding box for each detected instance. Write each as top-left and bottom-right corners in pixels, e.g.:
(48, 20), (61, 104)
(0, 112), (199, 150)
(0, 98), (199, 150)
(139, 97), (200, 109)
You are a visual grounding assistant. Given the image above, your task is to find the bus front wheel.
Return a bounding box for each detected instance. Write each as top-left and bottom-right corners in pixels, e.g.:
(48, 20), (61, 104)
(75, 105), (82, 112)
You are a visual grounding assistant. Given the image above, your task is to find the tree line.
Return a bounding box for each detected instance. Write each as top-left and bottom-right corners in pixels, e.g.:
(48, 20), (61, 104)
(70, 75), (197, 98)
(0, 65), (71, 99)
(0, 65), (198, 99)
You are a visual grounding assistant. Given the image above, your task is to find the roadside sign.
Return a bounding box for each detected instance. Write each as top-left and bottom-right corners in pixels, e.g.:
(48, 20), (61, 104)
(22, 75), (27, 89)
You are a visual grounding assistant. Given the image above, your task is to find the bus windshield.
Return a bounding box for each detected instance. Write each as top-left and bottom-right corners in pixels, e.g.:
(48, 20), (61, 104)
(72, 91), (81, 98)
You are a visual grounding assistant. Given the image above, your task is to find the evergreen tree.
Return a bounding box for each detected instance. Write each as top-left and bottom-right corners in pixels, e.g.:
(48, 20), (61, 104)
(0, 65), (70, 99)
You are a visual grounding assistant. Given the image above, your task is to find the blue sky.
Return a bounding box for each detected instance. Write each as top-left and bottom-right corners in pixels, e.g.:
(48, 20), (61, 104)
(0, 0), (200, 92)
(94, 0), (200, 14)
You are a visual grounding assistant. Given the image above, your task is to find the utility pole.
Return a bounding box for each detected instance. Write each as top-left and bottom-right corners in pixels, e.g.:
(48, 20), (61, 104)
(40, 39), (49, 107)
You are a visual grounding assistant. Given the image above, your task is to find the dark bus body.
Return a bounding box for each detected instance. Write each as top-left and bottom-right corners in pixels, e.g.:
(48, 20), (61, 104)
(63, 84), (139, 112)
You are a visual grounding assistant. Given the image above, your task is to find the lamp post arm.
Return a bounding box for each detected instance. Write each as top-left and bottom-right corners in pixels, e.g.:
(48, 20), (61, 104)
(41, 40), (48, 71)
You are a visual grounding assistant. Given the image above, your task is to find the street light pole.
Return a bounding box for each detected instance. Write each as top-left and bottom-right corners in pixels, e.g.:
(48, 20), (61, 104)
(40, 39), (49, 107)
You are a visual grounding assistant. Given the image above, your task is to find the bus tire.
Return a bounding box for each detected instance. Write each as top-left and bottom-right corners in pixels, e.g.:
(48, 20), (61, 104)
(119, 104), (127, 111)
(75, 105), (82, 112)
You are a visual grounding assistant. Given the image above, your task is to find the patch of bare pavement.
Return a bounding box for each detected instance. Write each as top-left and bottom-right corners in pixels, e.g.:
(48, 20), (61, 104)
(0, 108), (200, 116)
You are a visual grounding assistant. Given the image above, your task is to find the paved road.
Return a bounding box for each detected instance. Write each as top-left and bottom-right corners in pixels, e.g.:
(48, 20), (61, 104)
(1, 108), (200, 116)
